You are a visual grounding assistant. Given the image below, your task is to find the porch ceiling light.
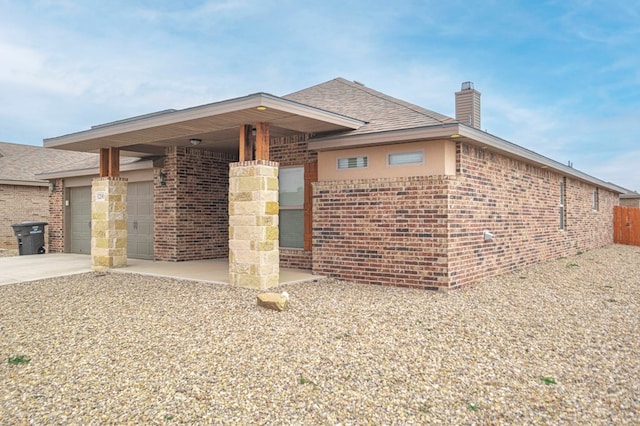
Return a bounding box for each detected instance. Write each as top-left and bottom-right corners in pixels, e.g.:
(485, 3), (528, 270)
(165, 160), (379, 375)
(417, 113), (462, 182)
(450, 134), (461, 138)
(256, 106), (267, 111)
(190, 138), (202, 146)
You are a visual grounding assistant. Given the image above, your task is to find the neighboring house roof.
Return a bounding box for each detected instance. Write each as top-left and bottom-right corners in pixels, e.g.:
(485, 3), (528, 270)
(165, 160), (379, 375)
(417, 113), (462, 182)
(0, 141), (98, 186)
(284, 77), (456, 135)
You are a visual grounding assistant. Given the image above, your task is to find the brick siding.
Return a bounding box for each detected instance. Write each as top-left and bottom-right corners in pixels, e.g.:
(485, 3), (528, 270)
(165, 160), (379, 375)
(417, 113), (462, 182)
(312, 141), (617, 290)
(154, 146), (236, 261)
(447, 143), (615, 288)
(0, 184), (49, 252)
(313, 176), (453, 290)
(47, 179), (65, 253)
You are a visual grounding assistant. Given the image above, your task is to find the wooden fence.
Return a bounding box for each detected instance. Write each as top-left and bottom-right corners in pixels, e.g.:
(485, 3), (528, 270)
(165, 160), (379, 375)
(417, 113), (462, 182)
(614, 206), (640, 246)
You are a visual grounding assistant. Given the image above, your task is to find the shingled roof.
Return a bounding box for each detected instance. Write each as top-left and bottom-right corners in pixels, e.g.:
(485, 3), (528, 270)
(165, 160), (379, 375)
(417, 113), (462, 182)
(0, 141), (98, 186)
(283, 77), (456, 135)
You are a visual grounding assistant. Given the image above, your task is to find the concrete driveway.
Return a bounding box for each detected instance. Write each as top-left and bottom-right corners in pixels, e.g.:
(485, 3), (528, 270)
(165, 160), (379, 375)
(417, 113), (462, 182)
(0, 253), (92, 286)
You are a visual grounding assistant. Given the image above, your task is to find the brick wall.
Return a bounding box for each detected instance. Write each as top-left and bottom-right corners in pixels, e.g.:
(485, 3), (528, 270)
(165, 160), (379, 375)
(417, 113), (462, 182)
(447, 143), (616, 288)
(154, 147), (236, 261)
(312, 141), (618, 290)
(48, 179), (65, 253)
(0, 184), (49, 252)
(313, 176), (452, 290)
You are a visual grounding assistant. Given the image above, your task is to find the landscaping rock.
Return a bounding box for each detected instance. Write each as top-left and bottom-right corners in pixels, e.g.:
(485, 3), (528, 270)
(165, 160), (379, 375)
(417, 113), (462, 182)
(257, 291), (289, 311)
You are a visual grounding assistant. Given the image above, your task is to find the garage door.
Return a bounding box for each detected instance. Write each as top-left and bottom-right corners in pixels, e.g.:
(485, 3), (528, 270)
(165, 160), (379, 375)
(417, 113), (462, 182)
(69, 186), (92, 254)
(127, 182), (154, 260)
(68, 182), (153, 259)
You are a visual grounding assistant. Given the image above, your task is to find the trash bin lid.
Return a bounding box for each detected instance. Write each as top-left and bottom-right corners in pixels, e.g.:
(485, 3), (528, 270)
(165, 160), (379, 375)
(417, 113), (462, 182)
(12, 221), (48, 227)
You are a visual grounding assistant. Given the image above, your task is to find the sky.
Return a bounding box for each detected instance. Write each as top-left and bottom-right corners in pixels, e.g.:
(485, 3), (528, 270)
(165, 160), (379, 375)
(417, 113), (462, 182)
(1, 0), (639, 191)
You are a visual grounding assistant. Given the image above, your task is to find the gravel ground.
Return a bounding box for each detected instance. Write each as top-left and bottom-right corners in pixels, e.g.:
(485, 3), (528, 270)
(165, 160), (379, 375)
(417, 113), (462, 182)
(1, 244), (639, 425)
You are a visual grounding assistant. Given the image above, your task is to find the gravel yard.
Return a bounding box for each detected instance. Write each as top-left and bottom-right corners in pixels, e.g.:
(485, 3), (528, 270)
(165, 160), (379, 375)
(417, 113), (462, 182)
(1, 244), (639, 424)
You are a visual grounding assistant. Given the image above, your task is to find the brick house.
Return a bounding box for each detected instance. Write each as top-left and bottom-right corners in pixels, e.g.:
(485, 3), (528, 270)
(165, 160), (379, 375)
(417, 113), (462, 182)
(42, 78), (627, 289)
(0, 141), (99, 254)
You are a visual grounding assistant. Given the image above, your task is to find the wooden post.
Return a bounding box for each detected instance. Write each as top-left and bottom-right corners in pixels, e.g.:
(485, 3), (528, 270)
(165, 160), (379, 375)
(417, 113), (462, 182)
(99, 147), (120, 177)
(239, 125), (254, 161)
(255, 122), (269, 161)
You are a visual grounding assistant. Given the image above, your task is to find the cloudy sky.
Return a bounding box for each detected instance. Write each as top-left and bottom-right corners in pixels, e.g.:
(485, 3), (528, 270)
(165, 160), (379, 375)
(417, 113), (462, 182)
(1, 0), (639, 190)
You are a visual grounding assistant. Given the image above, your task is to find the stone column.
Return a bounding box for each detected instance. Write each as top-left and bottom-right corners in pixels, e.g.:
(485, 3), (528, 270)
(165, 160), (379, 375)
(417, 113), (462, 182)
(229, 160), (279, 289)
(91, 177), (128, 271)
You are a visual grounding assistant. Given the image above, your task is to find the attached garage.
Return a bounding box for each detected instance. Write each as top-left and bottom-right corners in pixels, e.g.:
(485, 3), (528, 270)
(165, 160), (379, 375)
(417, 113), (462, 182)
(39, 163), (155, 260)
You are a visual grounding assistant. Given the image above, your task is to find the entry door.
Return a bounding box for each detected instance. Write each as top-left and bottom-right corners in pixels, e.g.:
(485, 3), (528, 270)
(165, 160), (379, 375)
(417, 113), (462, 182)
(69, 186), (92, 254)
(127, 182), (154, 259)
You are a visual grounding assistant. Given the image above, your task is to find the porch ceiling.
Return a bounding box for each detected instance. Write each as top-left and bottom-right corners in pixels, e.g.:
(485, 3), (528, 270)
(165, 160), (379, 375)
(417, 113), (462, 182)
(43, 93), (365, 157)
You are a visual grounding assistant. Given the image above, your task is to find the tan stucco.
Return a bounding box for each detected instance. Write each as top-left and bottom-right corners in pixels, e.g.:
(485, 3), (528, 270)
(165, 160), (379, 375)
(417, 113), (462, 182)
(317, 140), (456, 181)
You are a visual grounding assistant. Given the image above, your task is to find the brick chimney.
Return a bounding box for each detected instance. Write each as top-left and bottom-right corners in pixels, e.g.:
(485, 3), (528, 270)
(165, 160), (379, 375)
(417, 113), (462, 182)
(455, 82), (481, 129)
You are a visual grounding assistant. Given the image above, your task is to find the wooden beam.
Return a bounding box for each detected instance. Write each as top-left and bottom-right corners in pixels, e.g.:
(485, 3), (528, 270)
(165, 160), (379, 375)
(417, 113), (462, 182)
(239, 124), (254, 161)
(255, 122), (269, 161)
(99, 148), (109, 177)
(108, 147), (120, 177)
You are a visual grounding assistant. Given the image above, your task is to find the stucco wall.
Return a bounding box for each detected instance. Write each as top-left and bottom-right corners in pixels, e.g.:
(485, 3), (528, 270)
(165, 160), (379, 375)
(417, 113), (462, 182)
(0, 184), (49, 252)
(317, 140), (456, 181)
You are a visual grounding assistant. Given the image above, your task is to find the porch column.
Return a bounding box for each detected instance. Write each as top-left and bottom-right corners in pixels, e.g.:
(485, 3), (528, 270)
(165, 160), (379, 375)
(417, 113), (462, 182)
(92, 147), (127, 271)
(228, 159), (279, 289)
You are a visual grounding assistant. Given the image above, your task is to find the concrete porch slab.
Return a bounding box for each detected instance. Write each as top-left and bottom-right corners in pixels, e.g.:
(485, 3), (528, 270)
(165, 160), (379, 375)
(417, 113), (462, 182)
(0, 254), (321, 287)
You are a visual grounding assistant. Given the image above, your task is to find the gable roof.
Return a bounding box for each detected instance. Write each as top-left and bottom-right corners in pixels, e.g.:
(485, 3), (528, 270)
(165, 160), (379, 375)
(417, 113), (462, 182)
(0, 141), (98, 186)
(284, 78), (456, 135)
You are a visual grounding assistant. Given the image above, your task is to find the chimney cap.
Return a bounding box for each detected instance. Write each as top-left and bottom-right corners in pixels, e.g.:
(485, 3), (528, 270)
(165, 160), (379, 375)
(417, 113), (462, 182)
(461, 81), (475, 91)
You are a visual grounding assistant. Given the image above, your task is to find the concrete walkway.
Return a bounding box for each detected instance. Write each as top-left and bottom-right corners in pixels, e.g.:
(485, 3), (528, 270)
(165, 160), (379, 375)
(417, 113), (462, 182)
(0, 253), (320, 286)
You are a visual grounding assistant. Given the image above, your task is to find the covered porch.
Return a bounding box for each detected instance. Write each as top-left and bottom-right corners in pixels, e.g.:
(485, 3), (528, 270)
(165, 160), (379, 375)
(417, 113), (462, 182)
(43, 92), (364, 289)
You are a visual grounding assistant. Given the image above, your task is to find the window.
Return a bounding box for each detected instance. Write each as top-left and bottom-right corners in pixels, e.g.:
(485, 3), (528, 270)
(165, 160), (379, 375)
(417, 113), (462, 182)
(388, 151), (424, 166)
(279, 167), (304, 248)
(593, 189), (599, 211)
(559, 179), (566, 230)
(338, 156), (368, 169)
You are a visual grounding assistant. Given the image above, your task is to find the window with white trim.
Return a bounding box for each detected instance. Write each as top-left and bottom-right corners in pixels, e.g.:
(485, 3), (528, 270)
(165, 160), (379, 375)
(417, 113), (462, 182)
(337, 156), (368, 169)
(388, 151), (424, 166)
(279, 167), (304, 248)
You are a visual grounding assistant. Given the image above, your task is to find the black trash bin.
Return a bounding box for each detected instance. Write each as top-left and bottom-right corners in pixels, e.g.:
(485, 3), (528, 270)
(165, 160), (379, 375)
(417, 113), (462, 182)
(11, 222), (48, 255)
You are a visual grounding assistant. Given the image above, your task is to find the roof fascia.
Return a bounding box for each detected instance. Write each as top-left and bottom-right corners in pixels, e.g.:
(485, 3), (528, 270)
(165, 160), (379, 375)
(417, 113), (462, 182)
(44, 93), (365, 148)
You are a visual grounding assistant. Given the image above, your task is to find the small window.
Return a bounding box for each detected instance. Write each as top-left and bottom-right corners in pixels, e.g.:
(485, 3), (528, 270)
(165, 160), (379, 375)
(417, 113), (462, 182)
(279, 167), (304, 248)
(388, 151), (424, 166)
(337, 156), (368, 169)
(593, 189), (599, 211)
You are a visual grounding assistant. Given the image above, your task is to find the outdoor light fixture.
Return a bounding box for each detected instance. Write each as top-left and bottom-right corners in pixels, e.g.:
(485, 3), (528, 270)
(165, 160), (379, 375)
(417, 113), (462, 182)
(48, 181), (55, 192)
(189, 138), (202, 146)
(159, 171), (167, 187)
(256, 106), (267, 111)
(251, 128), (256, 136)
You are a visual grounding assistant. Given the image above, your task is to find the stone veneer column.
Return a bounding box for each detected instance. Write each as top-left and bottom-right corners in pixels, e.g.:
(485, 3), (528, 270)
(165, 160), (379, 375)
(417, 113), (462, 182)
(91, 177), (128, 271)
(228, 160), (279, 289)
